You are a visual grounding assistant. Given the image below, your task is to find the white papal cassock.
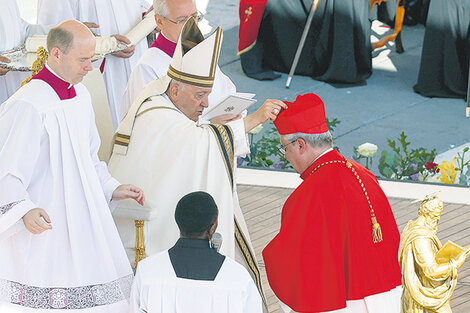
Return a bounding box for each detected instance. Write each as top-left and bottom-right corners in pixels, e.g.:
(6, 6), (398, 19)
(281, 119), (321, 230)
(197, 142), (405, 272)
(37, 0), (150, 130)
(0, 0), (48, 104)
(130, 251), (262, 313)
(108, 94), (266, 304)
(0, 67), (133, 312)
(120, 32), (236, 122)
(109, 94), (250, 260)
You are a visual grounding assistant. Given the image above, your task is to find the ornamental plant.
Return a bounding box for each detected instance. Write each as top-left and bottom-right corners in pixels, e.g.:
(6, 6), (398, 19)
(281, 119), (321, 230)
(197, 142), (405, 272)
(437, 158), (457, 184)
(353, 142), (378, 170)
(378, 132), (436, 180)
(455, 147), (470, 186)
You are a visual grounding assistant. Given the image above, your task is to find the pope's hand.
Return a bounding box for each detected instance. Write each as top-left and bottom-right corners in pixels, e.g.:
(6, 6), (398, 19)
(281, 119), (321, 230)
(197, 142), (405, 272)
(0, 56), (11, 76)
(111, 35), (135, 59)
(22, 208), (52, 234)
(210, 114), (241, 124)
(243, 99), (287, 133)
(112, 184), (145, 206)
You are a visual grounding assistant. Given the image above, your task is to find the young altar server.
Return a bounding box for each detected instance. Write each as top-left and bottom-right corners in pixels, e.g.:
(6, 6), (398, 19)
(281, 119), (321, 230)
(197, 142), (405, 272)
(130, 191), (263, 313)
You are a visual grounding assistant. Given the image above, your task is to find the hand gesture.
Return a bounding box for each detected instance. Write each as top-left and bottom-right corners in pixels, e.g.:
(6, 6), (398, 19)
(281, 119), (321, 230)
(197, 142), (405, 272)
(254, 99), (288, 123)
(243, 99), (288, 133)
(0, 56), (11, 76)
(111, 35), (135, 59)
(22, 208), (52, 234)
(210, 114), (242, 124)
(112, 184), (145, 206)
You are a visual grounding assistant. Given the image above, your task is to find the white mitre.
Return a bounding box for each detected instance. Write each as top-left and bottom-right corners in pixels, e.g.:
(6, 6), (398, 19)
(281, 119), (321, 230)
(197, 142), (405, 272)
(114, 17), (223, 156)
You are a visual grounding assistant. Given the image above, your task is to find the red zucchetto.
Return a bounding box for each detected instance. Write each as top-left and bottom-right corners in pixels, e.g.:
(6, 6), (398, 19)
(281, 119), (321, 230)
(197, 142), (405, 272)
(274, 93), (329, 135)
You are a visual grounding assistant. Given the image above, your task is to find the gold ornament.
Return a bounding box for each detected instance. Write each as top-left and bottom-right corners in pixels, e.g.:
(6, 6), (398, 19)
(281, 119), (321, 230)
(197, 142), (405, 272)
(399, 195), (470, 312)
(20, 47), (48, 87)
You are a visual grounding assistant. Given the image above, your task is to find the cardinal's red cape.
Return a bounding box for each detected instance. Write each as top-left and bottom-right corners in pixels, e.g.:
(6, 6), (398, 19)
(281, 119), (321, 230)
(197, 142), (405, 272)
(263, 149), (402, 312)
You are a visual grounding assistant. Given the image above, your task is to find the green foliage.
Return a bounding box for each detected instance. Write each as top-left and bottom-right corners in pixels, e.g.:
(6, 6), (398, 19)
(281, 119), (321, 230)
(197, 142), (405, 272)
(326, 118), (341, 134)
(456, 147), (470, 186)
(378, 132), (436, 179)
(241, 122), (291, 169)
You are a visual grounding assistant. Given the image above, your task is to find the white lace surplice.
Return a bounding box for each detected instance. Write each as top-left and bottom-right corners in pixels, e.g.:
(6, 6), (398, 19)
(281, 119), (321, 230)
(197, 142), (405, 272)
(0, 80), (132, 312)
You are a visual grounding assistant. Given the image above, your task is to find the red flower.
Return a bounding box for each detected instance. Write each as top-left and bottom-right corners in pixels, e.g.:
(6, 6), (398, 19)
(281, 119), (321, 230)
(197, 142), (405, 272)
(425, 161), (439, 173)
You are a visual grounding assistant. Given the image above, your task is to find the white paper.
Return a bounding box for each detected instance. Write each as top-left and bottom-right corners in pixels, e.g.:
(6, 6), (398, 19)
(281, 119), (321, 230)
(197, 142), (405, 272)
(125, 13), (157, 46)
(202, 93), (256, 120)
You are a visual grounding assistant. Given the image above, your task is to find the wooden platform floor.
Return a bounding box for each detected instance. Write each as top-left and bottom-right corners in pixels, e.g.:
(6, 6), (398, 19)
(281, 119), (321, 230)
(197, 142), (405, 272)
(238, 184), (470, 313)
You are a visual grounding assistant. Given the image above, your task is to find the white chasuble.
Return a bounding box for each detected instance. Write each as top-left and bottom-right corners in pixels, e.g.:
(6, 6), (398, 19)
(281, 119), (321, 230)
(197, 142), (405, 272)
(130, 251), (263, 313)
(0, 80), (132, 312)
(0, 0), (47, 104)
(120, 34), (236, 122)
(37, 0), (151, 130)
(108, 95), (265, 306)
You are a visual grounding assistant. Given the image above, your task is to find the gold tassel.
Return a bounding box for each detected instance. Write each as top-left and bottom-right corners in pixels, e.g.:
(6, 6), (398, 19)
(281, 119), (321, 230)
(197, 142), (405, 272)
(371, 216), (383, 243)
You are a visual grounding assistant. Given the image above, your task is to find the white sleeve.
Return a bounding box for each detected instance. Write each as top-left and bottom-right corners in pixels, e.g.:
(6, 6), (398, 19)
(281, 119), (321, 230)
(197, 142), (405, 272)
(0, 101), (42, 235)
(226, 118), (250, 157)
(88, 100), (120, 205)
(140, 0), (151, 12)
(37, 0), (78, 26)
(21, 18), (49, 39)
(121, 62), (160, 121)
(244, 278), (263, 313)
(130, 265), (148, 313)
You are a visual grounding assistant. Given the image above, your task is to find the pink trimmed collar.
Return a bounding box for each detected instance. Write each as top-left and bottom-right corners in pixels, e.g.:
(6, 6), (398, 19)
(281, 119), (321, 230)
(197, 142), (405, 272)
(150, 33), (177, 57)
(31, 65), (76, 100)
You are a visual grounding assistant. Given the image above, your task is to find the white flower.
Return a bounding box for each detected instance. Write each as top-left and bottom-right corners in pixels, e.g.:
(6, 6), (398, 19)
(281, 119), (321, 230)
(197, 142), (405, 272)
(249, 124), (263, 135)
(357, 142), (378, 158)
(425, 174), (441, 183)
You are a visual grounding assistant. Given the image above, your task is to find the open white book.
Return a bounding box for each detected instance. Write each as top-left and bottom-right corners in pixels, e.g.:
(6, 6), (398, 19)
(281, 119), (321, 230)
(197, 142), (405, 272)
(202, 93), (257, 121)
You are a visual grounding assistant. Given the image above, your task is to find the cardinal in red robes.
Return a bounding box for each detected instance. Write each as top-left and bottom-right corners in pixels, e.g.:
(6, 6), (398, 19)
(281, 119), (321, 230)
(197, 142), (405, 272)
(263, 93), (402, 313)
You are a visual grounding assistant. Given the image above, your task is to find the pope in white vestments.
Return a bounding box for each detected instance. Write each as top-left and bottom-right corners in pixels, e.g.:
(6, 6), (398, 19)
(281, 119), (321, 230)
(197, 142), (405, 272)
(109, 18), (286, 312)
(0, 0), (48, 104)
(37, 0), (151, 129)
(120, 0), (236, 122)
(0, 21), (144, 313)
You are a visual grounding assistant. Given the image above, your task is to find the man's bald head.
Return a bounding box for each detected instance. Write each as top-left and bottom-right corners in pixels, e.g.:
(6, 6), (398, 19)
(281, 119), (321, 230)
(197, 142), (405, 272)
(47, 20), (95, 54)
(47, 20), (95, 85)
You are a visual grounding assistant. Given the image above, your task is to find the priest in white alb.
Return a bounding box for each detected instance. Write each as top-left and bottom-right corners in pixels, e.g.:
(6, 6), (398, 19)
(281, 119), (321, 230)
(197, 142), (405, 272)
(120, 0), (237, 124)
(0, 0), (48, 104)
(131, 191), (263, 313)
(37, 0), (152, 129)
(108, 18), (286, 312)
(0, 20), (144, 312)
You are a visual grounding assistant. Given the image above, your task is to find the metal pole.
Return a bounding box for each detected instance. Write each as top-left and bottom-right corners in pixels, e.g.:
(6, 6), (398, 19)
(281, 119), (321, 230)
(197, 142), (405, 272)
(466, 61), (469, 118)
(285, 0), (320, 88)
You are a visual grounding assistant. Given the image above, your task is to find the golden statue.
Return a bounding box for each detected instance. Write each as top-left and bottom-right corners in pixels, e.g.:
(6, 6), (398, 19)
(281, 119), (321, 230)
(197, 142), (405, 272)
(399, 195), (470, 312)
